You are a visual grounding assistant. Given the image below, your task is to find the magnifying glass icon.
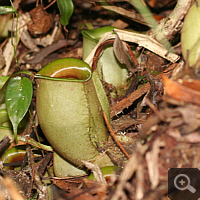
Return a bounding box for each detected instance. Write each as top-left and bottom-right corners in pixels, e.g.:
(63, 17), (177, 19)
(174, 174), (196, 193)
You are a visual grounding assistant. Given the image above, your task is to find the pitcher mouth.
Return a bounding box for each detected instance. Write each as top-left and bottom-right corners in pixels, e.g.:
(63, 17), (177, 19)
(35, 67), (92, 82)
(35, 58), (92, 82)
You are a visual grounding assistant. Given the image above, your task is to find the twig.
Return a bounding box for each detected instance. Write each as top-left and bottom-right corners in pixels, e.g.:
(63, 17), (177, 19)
(0, 136), (10, 154)
(26, 144), (49, 200)
(103, 111), (130, 159)
(110, 82), (151, 117)
(44, 0), (57, 10)
(145, 98), (165, 121)
(82, 161), (107, 184)
(27, 39), (68, 64)
(38, 152), (53, 176)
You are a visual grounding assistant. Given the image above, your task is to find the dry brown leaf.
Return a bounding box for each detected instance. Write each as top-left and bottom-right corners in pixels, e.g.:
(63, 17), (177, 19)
(163, 75), (200, 105)
(27, 5), (53, 36)
(113, 31), (134, 73)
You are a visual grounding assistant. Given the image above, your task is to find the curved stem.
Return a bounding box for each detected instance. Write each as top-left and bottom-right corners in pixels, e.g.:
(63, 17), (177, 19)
(92, 38), (139, 72)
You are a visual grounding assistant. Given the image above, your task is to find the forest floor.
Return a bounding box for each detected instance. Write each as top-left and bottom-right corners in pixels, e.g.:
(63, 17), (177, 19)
(0, 0), (200, 199)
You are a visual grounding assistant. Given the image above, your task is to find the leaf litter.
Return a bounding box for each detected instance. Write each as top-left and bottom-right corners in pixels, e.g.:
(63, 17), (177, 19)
(0, 0), (200, 199)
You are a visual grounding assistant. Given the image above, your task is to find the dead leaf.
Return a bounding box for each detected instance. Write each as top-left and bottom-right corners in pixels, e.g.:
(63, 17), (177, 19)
(27, 5), (53, 36)
(163, 75), (200, 105)
(21, 29), (40, 52)
(2, 176), (25, 200)
(113, 30), (134, 73)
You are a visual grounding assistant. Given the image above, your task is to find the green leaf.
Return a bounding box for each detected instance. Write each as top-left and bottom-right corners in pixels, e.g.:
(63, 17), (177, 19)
(5, 77), (33, 142)
(57, 0), (74, 26)
(0, 6), (15, 14)
(129, 0), (157, 28)
(81, 26), (115, 42)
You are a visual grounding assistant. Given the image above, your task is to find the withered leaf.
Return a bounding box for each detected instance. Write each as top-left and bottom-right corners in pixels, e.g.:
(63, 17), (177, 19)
(113, 30), (134, 73)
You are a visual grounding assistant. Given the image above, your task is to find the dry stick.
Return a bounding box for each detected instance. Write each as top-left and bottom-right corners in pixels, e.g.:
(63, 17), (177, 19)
(103, 111), (130, 159)
(145, 98), (165, 121)
(36, 0), (39, 7)
(44, 0), (57, 10)
(27, 39), (68, 64)
(26, 144), (48, 199)
(0, 136), (10, 153)
(110, 82), (151, 117)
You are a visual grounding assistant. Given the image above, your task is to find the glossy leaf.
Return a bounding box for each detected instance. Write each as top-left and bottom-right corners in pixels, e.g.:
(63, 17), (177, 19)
(57, 0), (74, 26)
(5, 77), (33, 142)
(0, 6), (15, 14)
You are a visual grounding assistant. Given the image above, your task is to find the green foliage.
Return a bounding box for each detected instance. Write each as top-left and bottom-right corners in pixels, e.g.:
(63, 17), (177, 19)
(0, 6), (15, 14)
(81, 26), (115, 43)
(5, 76), (33, 142)
(129, 0), (157, 28)
(57, 0), (74, 26)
